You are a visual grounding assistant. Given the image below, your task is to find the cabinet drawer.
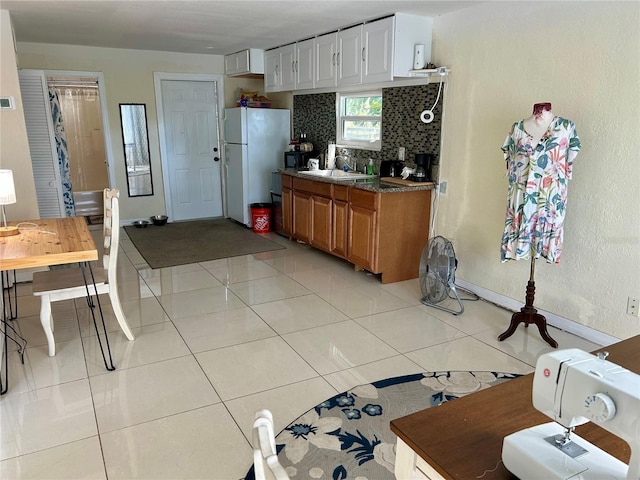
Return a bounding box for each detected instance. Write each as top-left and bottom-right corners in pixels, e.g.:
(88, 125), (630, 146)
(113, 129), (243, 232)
(350, 188), (378, 210)
(293, 177), (332, 197)
(333, 185), (349, 202)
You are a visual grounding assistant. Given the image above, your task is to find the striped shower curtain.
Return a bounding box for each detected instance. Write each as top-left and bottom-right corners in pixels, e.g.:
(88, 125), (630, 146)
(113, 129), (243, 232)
(48, 87), (75, 217)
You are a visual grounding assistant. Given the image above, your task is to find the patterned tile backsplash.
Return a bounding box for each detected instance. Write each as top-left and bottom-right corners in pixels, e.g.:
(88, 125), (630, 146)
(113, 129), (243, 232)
(292, 82), (444, 182)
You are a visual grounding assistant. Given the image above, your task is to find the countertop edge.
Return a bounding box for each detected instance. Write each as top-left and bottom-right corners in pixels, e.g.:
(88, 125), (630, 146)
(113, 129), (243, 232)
(277, 169), (436, 193)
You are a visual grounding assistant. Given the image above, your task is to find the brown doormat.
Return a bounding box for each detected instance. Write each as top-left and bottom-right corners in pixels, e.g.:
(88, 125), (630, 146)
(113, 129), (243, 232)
(123, 218), (285, 269)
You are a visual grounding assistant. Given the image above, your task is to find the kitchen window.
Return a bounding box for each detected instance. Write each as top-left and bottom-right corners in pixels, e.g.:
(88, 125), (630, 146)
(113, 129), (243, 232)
(336, 91), (382, 151)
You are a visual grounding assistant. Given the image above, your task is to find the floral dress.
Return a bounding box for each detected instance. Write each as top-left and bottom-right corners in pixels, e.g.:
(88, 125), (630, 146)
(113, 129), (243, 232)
(501, 117), (581, 263)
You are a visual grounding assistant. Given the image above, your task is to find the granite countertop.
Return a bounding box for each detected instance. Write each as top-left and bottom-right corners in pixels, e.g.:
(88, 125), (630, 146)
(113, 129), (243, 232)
(278, 169), (436, 193)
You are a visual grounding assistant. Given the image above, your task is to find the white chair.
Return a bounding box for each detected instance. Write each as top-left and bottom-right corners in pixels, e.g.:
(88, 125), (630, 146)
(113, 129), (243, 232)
(253, 409), (289, 480)
(32, 188), (135, 356)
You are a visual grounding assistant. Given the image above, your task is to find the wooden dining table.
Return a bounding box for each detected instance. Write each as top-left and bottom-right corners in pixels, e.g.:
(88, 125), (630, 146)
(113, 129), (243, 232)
(0, 217), (98, 270)
(1, 217), (114, 394)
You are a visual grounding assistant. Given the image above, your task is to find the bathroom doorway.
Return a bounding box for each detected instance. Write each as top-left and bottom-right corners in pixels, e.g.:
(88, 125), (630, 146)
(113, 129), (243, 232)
(47, 74), (110, 219)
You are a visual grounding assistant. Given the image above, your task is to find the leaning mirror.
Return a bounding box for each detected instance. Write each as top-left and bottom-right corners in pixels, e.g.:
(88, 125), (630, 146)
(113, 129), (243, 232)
(119, 103), (153, 196)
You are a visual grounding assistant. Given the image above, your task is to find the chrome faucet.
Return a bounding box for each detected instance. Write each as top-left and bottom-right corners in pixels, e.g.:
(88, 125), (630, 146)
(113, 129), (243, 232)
(332, 156), (356, 176)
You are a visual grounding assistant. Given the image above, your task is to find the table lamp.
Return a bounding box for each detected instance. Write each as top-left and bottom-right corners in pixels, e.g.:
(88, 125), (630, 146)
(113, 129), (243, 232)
(0, 169), (19, 237)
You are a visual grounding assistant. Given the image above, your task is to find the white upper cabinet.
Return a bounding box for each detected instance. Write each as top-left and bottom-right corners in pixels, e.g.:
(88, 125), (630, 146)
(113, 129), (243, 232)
(363, 14), (433, 83)
(265, 42), (313, 92)
(225, 49), (264, 76)
(279, 44), (296, 91)
(362, 17), (393, 84)
(264, 48), (280, 91)
(296, 38), (315, 90)
(265, 13), (433, 92)
(264, 44), (295, 92)
(337, 24), (362, 86)
(314, 32), (337, 88)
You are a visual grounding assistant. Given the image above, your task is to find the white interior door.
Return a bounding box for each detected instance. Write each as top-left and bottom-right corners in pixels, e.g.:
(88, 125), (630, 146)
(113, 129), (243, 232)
(160, 79), (222, 221)
(18, 70), (65, 218)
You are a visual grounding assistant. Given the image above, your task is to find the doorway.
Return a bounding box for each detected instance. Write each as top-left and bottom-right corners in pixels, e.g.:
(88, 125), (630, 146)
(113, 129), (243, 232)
(47, 75), (110, 218)
(18, 69), (114, 219)
(154, 73), (225, 222)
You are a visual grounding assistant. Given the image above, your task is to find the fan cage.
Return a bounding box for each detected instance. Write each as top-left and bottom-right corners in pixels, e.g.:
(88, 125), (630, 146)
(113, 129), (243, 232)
(419, 236), (467, 315)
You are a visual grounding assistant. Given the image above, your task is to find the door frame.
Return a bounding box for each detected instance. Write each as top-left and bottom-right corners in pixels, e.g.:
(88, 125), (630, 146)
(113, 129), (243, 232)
(153, 72), (226, 221)
(42, 70), (116, 190)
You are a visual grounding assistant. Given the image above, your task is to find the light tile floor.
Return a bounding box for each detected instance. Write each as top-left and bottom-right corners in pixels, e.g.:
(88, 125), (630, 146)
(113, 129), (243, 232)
(1, 228), (601, 479)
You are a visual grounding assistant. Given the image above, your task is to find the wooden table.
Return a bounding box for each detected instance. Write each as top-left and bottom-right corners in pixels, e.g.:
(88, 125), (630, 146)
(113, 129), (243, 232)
(1, 218), (104, 394)
(0, 217), (98, 270)
(391, 335), (639, 479)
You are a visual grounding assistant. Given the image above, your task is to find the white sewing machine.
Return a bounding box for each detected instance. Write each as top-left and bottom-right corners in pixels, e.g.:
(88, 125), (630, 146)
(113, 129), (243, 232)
(502, 348), (640, 480)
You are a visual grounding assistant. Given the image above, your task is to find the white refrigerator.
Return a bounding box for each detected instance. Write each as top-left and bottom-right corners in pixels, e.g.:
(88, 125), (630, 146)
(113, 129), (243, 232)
(224, 107), (291, 226)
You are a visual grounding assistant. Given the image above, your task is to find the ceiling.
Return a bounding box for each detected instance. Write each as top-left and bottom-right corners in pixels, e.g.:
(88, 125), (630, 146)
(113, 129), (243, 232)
(0, 1), (480, 56)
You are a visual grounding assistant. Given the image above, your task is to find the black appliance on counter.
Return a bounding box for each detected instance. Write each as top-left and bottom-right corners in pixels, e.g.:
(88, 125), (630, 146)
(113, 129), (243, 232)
(413, 154), (435, 182)
(284, 151), (313, 169)
(379, 160), (405, 178)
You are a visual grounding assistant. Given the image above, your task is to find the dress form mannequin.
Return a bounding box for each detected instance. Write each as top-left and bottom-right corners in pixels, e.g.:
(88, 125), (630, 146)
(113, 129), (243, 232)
(523, 102), (554, 146)
(499, 102), (559, 348)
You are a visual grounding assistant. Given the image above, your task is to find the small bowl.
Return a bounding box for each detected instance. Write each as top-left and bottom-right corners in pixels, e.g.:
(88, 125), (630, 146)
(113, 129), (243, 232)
(133, 220), (149, 228)
(150, 215), (168, 226)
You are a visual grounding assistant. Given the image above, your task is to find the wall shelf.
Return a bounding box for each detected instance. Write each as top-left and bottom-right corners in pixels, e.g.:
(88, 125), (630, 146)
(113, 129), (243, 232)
(408, 67), (450, 78)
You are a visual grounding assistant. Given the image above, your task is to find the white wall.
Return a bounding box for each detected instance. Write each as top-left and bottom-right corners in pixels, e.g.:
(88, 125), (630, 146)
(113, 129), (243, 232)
(0, 10), (39, 220)
(432, 2), (640, 339)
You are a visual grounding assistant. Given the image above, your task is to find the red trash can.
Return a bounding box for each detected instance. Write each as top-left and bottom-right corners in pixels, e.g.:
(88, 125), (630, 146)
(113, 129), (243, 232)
(250, 203), (272, 233)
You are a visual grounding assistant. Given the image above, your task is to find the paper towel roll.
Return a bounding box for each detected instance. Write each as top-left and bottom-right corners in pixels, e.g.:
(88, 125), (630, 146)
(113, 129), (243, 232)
(327, 144), (336, 170)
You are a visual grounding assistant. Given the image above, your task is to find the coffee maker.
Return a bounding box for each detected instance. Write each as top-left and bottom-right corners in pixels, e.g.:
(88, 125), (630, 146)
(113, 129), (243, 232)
(412, 154), (434, 182)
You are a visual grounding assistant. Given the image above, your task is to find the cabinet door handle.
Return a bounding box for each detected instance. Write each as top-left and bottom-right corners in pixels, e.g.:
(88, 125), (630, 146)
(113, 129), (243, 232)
(336, 52), (340, 66)
(332, 53), (336, 66)
(292, 61), (296, 73)
(275, 64), (279, 76)
(362, 47), (366, 62)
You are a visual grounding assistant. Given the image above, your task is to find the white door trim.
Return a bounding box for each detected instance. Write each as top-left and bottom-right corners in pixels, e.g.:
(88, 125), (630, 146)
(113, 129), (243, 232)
(153, 72), (226, 221)
(41, 69), (115, 189)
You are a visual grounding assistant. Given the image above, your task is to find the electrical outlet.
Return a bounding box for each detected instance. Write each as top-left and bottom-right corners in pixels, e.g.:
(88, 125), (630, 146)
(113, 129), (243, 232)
(627, 297), (639, 317)
(398, 147), (405, 161)
(440, 181), (447, 194)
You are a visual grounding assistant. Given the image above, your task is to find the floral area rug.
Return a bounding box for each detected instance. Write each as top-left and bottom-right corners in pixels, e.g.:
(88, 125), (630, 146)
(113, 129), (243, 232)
(246, 371), (519, 480)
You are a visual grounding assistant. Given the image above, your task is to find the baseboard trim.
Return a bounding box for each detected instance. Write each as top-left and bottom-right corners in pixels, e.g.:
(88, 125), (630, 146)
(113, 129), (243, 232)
(456, 279), (620, 347)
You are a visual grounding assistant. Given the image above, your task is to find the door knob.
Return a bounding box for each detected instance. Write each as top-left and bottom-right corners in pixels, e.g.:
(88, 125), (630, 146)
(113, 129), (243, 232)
(213, 147), (218, 152)
(214, 157), (220, 162)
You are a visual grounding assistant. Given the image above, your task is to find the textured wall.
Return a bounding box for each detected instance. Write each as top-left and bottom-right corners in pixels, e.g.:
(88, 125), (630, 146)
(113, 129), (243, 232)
(433, 2), (640, 339)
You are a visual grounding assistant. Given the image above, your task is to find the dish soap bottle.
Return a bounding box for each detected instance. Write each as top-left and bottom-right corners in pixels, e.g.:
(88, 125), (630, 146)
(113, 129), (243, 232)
(367, 158), (374, 175)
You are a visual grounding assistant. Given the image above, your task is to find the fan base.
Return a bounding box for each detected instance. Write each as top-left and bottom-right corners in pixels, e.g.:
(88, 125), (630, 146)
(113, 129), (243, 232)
(421, 284), (465, 315)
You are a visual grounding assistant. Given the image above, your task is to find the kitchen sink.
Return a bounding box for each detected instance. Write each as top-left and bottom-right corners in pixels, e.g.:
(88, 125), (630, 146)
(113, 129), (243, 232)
(298, 170), (373, 181)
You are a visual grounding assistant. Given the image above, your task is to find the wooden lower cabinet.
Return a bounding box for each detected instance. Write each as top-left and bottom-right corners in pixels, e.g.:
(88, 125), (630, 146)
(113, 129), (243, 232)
(281, 175), (293, 236)
(283, 174), (431, 283)
(331, 185), (350, 258)
(348, 204), (377, 271)
(281, 187), (292, 235)
(291, 177), (333, 252)
(310, 195), (332, 251)
(332, 200), (349, 257)
(292, 190), (311, 243)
